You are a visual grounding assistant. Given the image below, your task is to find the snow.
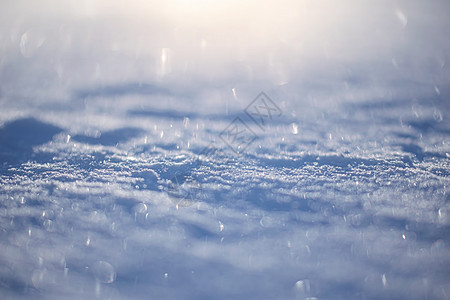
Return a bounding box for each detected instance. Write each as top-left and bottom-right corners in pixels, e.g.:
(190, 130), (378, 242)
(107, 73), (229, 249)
(1, 1), (450, 299)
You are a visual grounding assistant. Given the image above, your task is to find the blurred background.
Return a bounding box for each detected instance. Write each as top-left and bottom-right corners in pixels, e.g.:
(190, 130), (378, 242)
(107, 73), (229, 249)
(1, 0), (449, 111)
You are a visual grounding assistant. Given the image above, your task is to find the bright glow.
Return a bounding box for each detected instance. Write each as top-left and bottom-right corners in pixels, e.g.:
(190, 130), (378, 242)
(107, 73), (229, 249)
(1, 0), (449, 94)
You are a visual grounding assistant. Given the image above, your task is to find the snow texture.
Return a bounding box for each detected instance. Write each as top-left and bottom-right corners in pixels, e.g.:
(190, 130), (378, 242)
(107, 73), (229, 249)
(1, 1), (450, 299)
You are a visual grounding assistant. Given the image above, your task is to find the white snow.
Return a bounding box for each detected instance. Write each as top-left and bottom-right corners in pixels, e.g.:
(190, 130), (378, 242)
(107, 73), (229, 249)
(1, 1), (450, 299)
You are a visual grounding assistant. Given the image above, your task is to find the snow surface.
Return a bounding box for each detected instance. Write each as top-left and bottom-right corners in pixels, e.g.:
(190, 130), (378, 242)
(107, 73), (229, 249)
(1, 1), (450, 299)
